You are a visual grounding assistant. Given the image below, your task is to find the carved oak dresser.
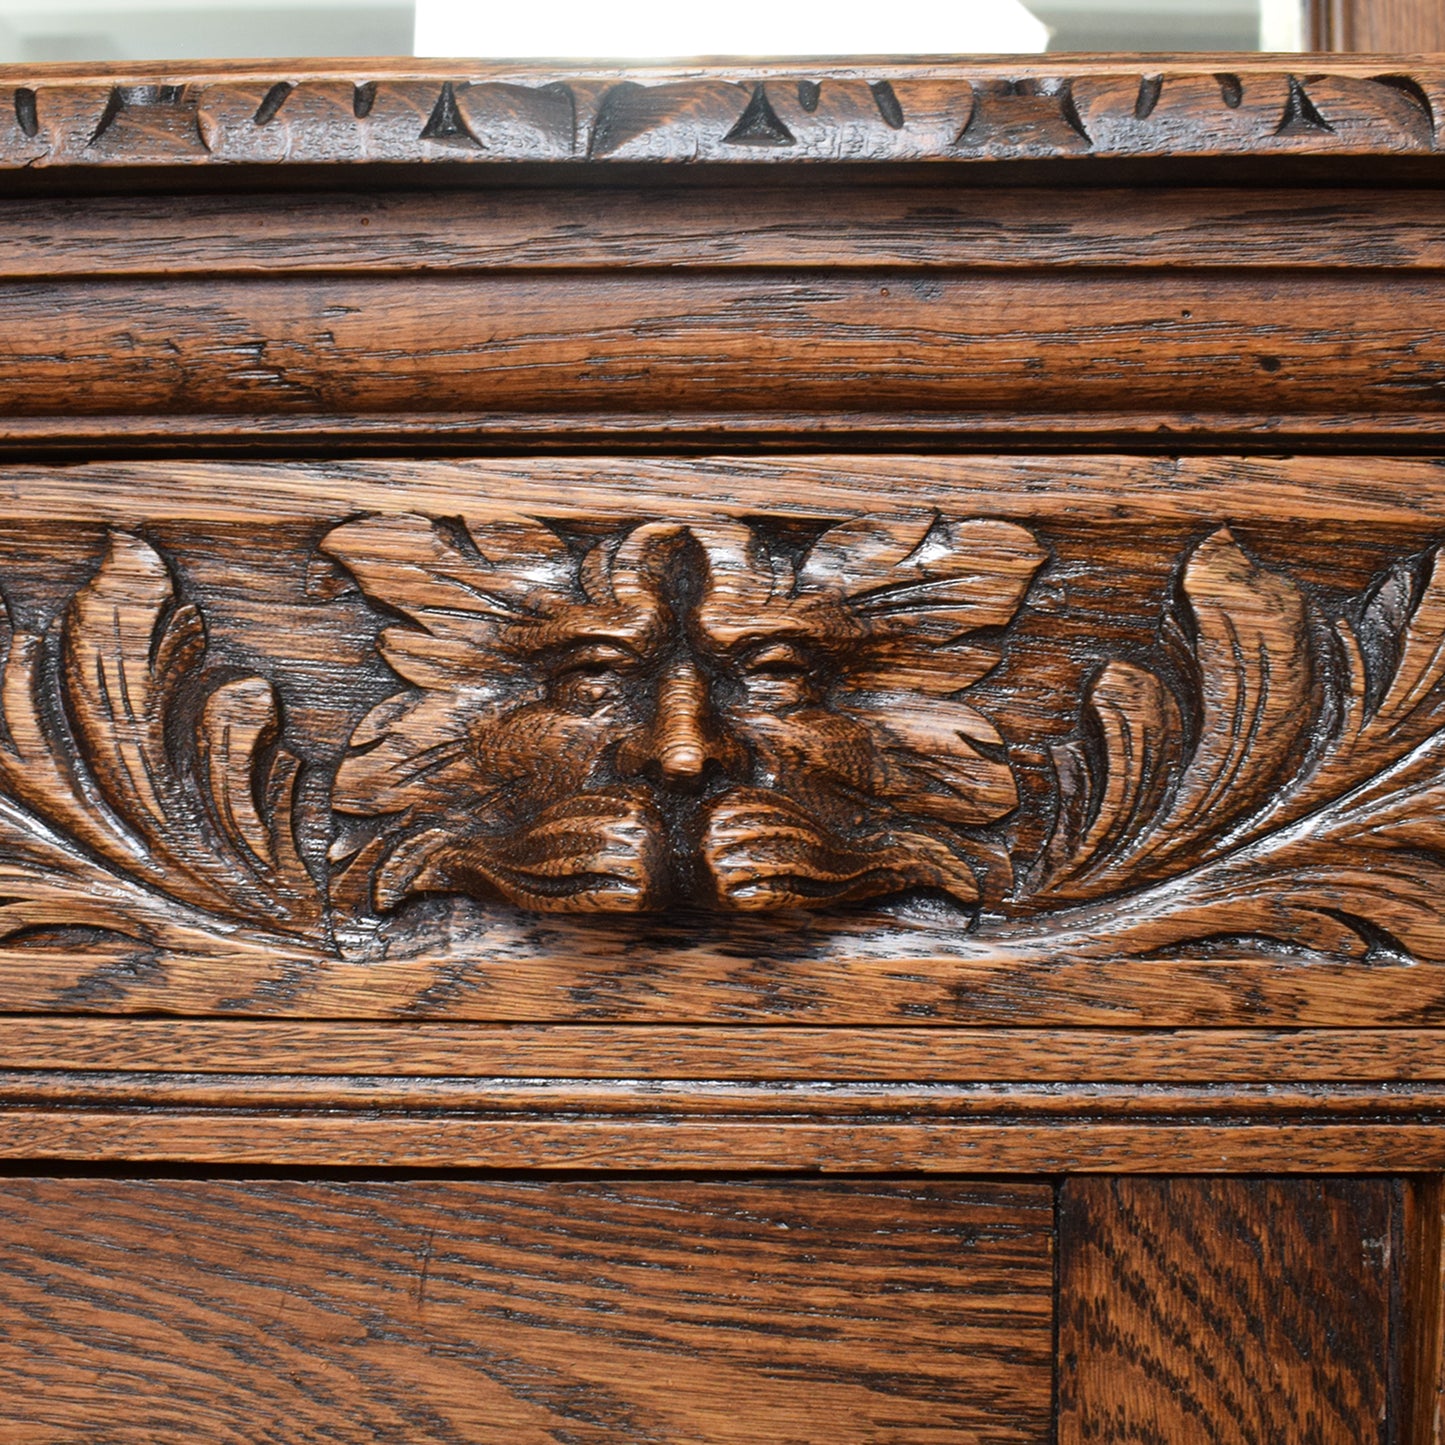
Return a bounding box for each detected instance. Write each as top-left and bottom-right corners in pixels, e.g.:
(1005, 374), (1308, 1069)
(0, 55), (1443, 1442)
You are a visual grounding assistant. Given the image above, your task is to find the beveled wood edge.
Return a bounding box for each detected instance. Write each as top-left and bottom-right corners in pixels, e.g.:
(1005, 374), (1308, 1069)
(1, 56), (1443, 171)
(7, 412), (1445, 456)
(0, 1111), (1438, 1171)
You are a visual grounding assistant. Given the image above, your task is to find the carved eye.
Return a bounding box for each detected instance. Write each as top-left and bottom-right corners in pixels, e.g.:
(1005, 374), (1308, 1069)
(551, 644), (637, 708)
(741, 642), (814, 705)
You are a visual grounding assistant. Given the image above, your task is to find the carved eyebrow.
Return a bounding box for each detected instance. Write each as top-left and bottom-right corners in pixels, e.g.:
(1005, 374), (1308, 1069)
(742, 640), (811, 669)
(552, 638), (641, 667)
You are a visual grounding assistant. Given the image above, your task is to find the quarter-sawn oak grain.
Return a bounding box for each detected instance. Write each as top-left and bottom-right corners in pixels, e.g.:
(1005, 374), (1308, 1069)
(1058, 1177), (1401, 1445)
(0, 1177), (1052, 1444)
(0, 456), (1444, 1026)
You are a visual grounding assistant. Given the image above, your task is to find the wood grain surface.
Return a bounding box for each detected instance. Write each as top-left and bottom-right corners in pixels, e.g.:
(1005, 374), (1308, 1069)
(3, 266), (1445, 448)
(3, 1021), (1439, 1082)
(1404, 1176), (1445, 1445)
(8, 187), (1445, 277)
(1058, 1177), (1402, 1444)
(1314, 0), (1445, 52)
(4, 179), (1445, 449)
(0, 1111), (1441, 1171)
(0, 1176), (1053, 1443)
(1, 1020), (1437, 1168)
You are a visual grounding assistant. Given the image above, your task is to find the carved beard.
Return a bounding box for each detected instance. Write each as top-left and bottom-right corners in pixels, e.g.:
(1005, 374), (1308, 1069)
(391, 785), (668, 914)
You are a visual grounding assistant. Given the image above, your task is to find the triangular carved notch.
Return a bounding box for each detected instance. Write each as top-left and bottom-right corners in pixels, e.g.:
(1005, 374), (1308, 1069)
(724, 84), (795, 146)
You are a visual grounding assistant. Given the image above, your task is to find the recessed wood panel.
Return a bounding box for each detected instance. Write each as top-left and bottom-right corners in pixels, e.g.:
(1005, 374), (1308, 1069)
(0, 1177), (1052, 1444)
(1058, 1177), (1401, 1444)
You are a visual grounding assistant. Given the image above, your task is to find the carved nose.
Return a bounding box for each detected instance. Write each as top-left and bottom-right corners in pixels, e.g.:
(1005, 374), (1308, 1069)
(647, 661), (730, 790)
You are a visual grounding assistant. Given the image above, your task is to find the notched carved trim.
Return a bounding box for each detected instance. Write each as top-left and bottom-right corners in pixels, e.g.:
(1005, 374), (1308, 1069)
(0, 62), (1441, 169)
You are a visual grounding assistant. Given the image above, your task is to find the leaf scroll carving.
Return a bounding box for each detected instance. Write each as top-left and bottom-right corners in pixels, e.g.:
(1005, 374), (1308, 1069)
(0, 533), (327, 960)
(1022, 529), (1445, 963)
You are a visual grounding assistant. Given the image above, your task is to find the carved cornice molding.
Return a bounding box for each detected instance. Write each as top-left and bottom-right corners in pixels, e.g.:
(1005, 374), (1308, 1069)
(0, 60), (1441, 168)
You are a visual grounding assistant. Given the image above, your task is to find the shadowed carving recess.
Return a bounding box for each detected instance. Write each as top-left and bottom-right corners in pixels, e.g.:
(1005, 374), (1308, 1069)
(5, 511), (1445, 969)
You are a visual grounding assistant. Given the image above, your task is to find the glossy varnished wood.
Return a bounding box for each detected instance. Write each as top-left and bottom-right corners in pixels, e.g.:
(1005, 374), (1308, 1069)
(3, 56), (1444, 1437)
(0, 1176), (1052, 1443)
(1058, 1177), (1402, 1444)
(1404, 1176), (1445, 1445)
(9, 187), (1445, 277)
(0, 457), (1443, 1029)
(1314, 0), (1445, 53)
(3, 1020), (1439, 1082)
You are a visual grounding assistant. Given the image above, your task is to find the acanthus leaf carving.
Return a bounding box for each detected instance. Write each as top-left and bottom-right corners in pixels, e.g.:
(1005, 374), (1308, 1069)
(1023, 529), (1445, 964)
(0, 532), (328, 960)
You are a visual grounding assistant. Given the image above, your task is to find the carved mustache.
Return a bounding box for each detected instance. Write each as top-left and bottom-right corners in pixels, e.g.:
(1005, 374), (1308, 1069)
(396, 785), (979, 914)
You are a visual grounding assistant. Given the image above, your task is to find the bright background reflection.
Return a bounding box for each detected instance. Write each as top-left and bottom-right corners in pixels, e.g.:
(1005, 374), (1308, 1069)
(0, 0), (1304, 63)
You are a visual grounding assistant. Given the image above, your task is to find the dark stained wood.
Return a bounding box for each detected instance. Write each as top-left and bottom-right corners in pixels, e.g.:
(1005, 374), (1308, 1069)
(0, 1109), (1442, 1171)
(1, 57), (1442, 1434)
(1404, 1176), (1445, 1445)
(1059, 1177), (1403, 1444)
(1312, 0), (1445, 52)
(0, 1177), (1053, 1443)
(0, 456), (1442, 1023)
(12, 187), (1445, 277)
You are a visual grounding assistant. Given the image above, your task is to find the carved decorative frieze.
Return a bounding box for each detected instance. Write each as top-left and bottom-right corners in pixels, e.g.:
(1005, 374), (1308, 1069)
(2, 501), (1445, 975)
(0, 63), (1441, 169)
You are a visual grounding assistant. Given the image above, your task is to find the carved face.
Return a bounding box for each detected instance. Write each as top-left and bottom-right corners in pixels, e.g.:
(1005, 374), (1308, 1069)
(321, 511), (1044, 914)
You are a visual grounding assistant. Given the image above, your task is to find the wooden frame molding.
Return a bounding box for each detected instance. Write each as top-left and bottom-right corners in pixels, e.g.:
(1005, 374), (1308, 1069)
(1, 58), (1444, 170)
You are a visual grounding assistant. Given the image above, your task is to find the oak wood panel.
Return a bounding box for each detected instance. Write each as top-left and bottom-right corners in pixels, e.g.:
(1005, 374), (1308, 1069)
(6, 1075), (1440, 1118)
(1058, 1177), (1401, 1444)
(2, 455), (1445, 1025)
(5, 271), (1445, 435)
(3, 1021), (1439, 1082)
(1405, 1176), (1445, 1445)
(0, 1177), (1052, 1444)
(3, 453), (1441, 527)
(16, 939), (1445, 1026)
(11, 188), (1445, 276)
